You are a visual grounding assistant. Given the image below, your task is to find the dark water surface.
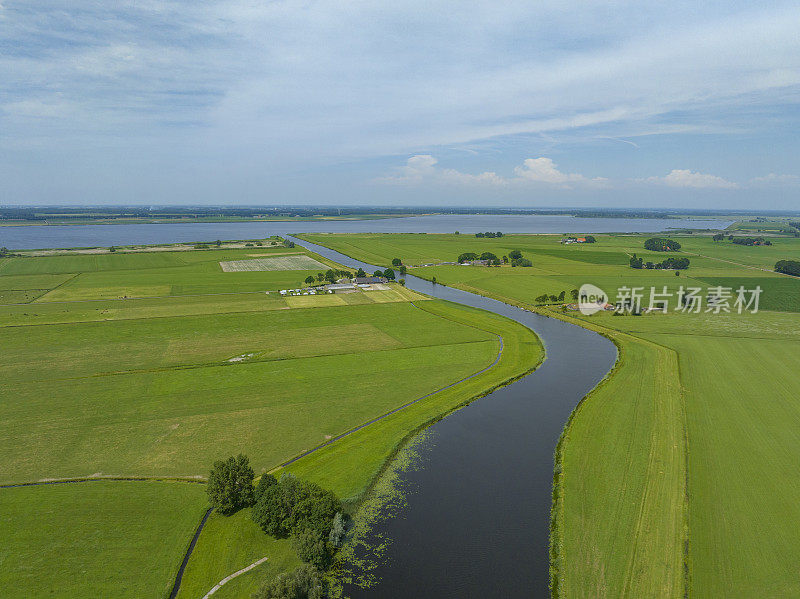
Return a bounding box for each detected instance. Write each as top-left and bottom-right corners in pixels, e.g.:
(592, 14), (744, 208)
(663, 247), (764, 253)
(289, 237), (618, 599)
(1, 214), (731, 249)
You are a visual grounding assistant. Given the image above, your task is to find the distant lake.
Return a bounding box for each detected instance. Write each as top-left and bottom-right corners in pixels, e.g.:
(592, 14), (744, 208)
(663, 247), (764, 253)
(0, 214), (733, 250)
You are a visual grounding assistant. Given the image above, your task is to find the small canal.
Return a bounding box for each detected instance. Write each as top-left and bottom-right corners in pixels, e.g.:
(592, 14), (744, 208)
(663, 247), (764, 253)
(288, 236), (617, 598)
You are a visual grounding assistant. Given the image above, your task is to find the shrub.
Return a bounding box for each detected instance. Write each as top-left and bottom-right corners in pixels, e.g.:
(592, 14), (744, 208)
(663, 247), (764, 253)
(207, 454), (255, 515)
(254, 564), (324, 599)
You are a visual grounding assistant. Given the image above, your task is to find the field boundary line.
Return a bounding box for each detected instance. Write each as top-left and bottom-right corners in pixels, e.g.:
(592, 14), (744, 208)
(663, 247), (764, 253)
(0, 475), (205, 489)
(201, 556), (270, 599)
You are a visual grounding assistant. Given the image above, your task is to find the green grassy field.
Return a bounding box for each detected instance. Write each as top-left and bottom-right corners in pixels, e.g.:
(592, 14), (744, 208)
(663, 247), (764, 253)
(0, 480), (207, 599)
(301, 232), (800, 598)
(0, 242), (543, 597)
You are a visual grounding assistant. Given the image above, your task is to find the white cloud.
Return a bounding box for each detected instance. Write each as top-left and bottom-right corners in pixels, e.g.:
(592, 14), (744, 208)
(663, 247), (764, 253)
(378, 155), (504, 185)
(379, 155), (603, 188)
(643, 169), (738, 189)
(750, 173), (800, 185)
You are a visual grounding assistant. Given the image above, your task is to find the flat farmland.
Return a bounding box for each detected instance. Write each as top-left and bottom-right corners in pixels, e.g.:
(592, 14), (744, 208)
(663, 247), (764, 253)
(219, 254), (327, 271)
(300, 232), (800, 598)
(0, 480), (207, 599)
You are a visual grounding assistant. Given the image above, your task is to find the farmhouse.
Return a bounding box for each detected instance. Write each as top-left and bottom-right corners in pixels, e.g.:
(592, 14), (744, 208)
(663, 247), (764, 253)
(353, 276), (388, 284)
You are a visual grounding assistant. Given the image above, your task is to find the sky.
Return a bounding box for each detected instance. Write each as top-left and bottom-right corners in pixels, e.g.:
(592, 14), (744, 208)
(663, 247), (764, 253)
(1, 1), (799, 209)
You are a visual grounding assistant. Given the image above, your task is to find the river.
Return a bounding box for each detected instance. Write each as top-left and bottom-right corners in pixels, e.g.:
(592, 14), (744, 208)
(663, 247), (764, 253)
(1, 214), (731, 249)
(289, 236), (618, 598)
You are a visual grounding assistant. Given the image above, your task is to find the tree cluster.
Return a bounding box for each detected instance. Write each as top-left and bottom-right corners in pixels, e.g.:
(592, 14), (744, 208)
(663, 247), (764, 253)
(457, 251), (501, 266)
(629, 253), (689, 270)
(251, 472), (343, 570)
(643, 237), (681, 251)
(475, 231), (503, 238)
(776, 259), (800, 277)
(253, 564), (325, 599)
(206, 454), (255, 515)
(732, 236), (772, 246)
(304, 268), (354, 285)
(508, 249), (532, 267)
(535, 289), (573, 304)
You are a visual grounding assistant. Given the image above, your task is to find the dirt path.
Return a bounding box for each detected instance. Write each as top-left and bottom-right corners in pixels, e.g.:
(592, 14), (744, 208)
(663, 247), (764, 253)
(201, 557), (270, 599)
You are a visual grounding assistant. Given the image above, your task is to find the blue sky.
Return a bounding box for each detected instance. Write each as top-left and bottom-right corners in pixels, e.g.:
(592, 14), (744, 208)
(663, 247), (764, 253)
(1, 1), (799, 209)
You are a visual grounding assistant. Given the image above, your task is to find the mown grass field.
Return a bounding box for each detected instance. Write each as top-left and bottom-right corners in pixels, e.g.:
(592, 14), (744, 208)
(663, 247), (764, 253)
(0, 241), (543, 597)
(0, 481), (207, 599)
(301, 232), (800, 598)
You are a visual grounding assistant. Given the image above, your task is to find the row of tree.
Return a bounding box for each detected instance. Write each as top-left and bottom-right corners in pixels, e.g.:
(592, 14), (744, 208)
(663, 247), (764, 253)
(643, 237), (682, 251)
(304, 268), (354, 285)
(775, 259), (800, 277)
(475, 231), (504, 238)
(732, 236), (773, 246)
(535, 289), (579, 304)
(206, 455), (344, 598)
(455, 248), (531, 267)
(629, 253), (690, 270)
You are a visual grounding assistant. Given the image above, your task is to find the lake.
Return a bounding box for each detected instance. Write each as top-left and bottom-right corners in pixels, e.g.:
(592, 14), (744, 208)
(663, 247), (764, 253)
(0, 214), (732, 250)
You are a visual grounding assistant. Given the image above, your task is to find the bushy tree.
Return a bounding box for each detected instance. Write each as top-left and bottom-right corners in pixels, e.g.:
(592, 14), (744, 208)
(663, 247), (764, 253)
(207, 454), (255, 515)
(356, 267), (366, 277)
(383, 268), (395, 280)
(458, 252), (478, 263)
(479, 252), (498, 261)
(391, 258), (402, 266)
(304, 276), (315, 284)
(255, 473), (277, 502)
(292, 529), (330, 569)
(584, 235), (596, 243)
(508, 249), (523, 260)
(324, 269), (336, 283)
(399, 265), (407, 275)
(254, 564), (324, 599)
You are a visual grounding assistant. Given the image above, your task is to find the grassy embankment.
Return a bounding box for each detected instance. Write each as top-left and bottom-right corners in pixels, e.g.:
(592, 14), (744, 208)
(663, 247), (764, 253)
(299, 232), (800, 598)
(0, 243), (541, 597)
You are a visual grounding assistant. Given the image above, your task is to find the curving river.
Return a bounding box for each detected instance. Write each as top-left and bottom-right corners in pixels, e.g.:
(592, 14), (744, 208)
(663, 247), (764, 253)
(288, 237), (618, 598)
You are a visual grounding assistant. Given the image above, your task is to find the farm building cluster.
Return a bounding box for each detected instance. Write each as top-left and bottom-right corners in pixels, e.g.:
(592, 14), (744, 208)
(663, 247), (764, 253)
(279, 276), (390, 296)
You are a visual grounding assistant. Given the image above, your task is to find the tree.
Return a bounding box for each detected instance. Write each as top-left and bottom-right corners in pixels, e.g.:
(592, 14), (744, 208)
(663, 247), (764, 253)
(431, 276), (437, 284)
(328, 512), (346, 547)
(458, 252), (478, 263)
(373, 270), (383, 277)
(292, 529), (330, 569)
(508, 249), (523, 260)
(502, 255), (508, 264)
(324, 269), (336, 283)
(558, 290), (565, 302)
(475, 232), (485, 238)
(535, 294), (549, 304)
(391, 258), (402, 266)
(207, 454), (255, 515)
(254, 474), (277, 502)
(712, 233), (724, 241)
(109, 246), (116, 253)
(316, 272), (324, 282)
(479, 252), (498, 261)
(584, 235), (596, 243)
(399, 265), (407, 276)
(454, 231), (460, 235)
(355, 268), (366, 278)
(570, 288), (579, 300)
(304, 276), (315, 284)
(253, 564), (324, 599)
(775, 259), (800, 277)
(383, 268), (395, 280)
(549, 294), (559, 302)
(399, 278), (406, 286)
